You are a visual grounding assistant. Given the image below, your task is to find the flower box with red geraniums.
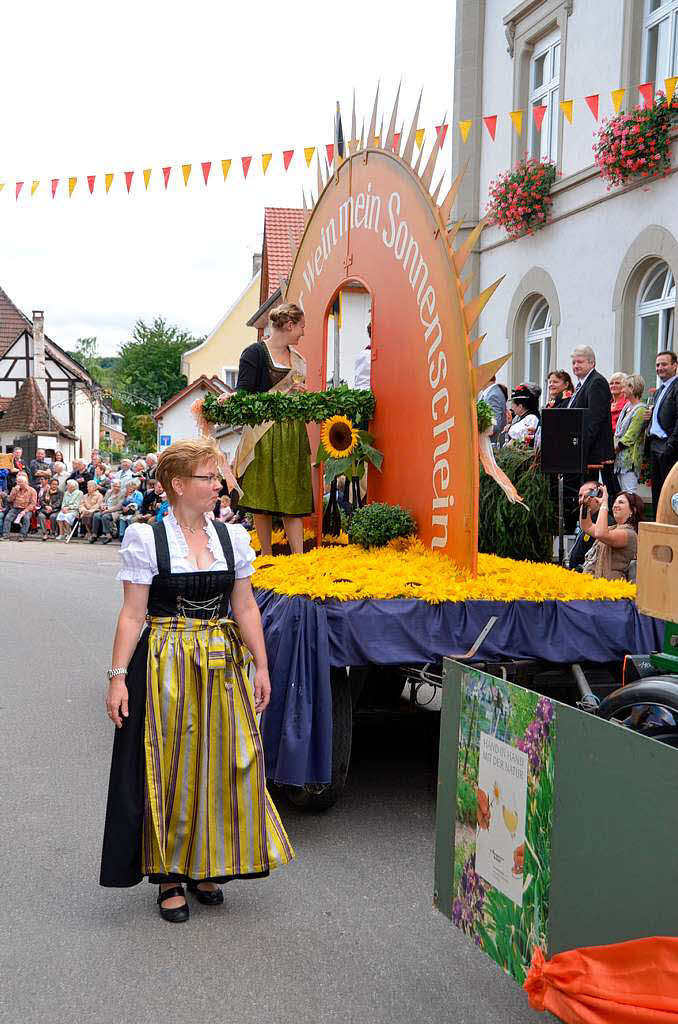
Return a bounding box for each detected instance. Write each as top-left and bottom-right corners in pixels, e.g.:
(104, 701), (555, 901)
(593, 93), (678, 190)
(487, 157), (557, 241)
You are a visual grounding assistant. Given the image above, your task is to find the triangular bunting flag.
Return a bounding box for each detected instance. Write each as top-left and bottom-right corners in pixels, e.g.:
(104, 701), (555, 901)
(373, 136), (380, 147)
(241, 156), (252, 178)
(560, 99), (573, 123)
(326, 143), (334, 165)
(666, 76), (678, 104)
(283, 149), (294, 170)
(15, 182), (23, 201)
(435, 123), (449, 146)
(30, 180), (40, 196)
(221, 159), (231, 181)
(639, 82), (654, 108)
(393, 132), (401, 152)
(105, 173), (114, 193)
(143, 169), (152, 190)
(585, 94), (599, 120)
(68, 177), (77, 197)
(415, 128), (425, 149)
(87, 175), (96, 194)
(125, 171), (134, 193)
(182, 164), (192, 186)
(533, 104), (547, 131)
(201, 161), (211, 185)
(304, 147), (315, 167)
(509, 110), (523, 136)
(51, 178), (59, 198)
(261, 153), (272, 175)
(483, 115), (497, 140)
(459, 120), (472, 143)
(162, 166), (171, 188)
(611, 88), (625, 113)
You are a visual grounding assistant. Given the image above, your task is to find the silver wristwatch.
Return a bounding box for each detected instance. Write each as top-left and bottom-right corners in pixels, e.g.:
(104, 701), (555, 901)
(107, 667), (128, 681)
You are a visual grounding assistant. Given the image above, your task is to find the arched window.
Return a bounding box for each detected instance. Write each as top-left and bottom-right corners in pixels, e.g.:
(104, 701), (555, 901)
(636, 261), (676, 385)
(525, 298), (552, 399)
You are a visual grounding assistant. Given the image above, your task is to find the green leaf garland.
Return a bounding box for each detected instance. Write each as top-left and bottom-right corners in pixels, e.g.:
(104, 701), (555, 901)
(202, 385), (375, 427)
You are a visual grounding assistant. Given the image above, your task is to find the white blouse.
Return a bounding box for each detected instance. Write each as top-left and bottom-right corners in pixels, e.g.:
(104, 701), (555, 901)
(116, 508), (256, 585)
(507, 413), (539, 444)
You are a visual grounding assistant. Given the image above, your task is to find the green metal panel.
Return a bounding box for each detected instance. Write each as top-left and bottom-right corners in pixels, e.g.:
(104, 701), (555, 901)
(433, 658), (461, 922)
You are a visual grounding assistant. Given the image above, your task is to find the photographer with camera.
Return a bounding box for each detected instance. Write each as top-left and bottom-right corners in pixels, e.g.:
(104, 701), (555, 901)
(568, 480), (615, 571)
(580, 485), (643, 581)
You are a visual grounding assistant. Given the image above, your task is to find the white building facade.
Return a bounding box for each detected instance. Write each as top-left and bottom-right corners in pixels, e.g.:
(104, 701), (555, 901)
(452, 0), (678, 395)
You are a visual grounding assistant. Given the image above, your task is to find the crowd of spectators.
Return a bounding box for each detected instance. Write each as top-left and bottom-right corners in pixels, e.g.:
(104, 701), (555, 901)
(0, 446), (245, 544)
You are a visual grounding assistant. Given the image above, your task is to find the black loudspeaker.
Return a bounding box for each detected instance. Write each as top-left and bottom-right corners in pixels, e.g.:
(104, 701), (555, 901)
(540, 407), (585, 474)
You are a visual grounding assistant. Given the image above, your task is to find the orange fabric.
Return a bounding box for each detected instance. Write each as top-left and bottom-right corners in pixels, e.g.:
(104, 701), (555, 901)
(524, 940), (678, 1023)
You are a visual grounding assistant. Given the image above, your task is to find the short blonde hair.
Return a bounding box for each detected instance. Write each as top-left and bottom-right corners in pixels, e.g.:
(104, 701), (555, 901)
(625, 372), (645, 398)
(609, 371), (627, 384)
(156, 438), (223, 502)
(270, 301), (304, 330)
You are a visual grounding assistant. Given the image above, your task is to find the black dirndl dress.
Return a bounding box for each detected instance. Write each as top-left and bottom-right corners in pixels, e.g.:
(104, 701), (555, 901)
(99, 519), (294, 887)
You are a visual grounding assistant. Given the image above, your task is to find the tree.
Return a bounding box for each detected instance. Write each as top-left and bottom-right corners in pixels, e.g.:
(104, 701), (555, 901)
(131, 414), (158, 452)
(116, 316), (202, 410)
(69, 337), (102, 380)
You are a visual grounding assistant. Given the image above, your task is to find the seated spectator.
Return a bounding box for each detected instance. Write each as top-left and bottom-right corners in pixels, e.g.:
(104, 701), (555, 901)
(56, 479), (83, 539)
(38, 478), (63, 540)
(144, 452), (158, 489)
(544, 370), (574, 408)
(54, 450), (69, 474)
(29, 448), (51, 488)
(115, 458), (134, 490)
(52, 461), (69, 491)
(614, 373), (647, 494)
(96, 479), (124, 544)
(118, 478), (144, 540)
(581, 486), (643, 580)
(68, 459), (92, 494)
(215, 493), (236, 523)
(609, 372), (628, 431)
(155, 494), (170, 522)
(8, 447), (27, 490)
(1, 472), (38, 542)
(569, 480), (616, 570)
(80, 480), (105, 541)
(504, 384), (540, 446)
(133, 479), (165, 524)
(92, 463), (110, 494)
(86, 450), (101, 475)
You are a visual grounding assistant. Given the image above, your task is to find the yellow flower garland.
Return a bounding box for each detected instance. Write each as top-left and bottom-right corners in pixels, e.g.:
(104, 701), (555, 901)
(249, 528), (349, 553)
(251, 537), (637, 604)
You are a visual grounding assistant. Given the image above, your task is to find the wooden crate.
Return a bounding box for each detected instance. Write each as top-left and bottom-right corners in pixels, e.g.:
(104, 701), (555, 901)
(637, 521), (678, 620)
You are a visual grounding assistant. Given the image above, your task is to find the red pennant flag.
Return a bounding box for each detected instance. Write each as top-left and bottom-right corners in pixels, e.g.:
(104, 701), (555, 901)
(483, 115), (498, 140)
(326, 143), (334, 165)
(87, 175), (96, 195)
(639, 82), (654, 108)
(241, 156), (252, 178)
(533, 104), (547, 131)
(585, 94), (599, 120)
(15, 181), (23, 200)
(162, 166), (171, 189)
(51, 178), (59, 199)
(124, 170), (134, 193)
(435, 123), (449, 147)
(201, 161), (212, 185)
(283, 149), (295, 170)
(393, 132), (401, 152)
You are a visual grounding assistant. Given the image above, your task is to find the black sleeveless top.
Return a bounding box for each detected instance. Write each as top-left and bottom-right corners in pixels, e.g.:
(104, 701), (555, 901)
(146, 519), (236, 620)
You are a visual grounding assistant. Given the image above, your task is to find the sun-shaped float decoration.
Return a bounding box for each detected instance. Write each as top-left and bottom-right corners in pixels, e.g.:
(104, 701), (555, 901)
(281, 85), (511, 576)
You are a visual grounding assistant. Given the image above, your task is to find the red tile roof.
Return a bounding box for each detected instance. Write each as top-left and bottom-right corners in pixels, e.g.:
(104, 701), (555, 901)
(0, 285), (32, 357)
(152, 374), (229, 420)
(262, 208), (306, 300)
(0, 377), (76, 438)
(0, 397), (12, 413)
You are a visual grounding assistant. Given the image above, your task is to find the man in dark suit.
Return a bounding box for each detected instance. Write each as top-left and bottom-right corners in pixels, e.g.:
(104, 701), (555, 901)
(568, 346), (617, 495)
(644, 349), (678, 516)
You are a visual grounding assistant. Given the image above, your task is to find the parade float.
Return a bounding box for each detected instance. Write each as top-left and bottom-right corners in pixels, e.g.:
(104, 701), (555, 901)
(202, 89), (661, 810)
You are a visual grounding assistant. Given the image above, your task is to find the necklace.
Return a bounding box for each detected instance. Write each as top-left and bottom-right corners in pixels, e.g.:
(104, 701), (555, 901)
(176, 518), (202, 535)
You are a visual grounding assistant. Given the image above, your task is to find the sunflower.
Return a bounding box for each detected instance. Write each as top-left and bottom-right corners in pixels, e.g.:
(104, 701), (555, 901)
(320, 415), (359, 458)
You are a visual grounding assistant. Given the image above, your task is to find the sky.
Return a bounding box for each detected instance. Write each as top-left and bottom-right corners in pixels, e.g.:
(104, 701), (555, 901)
(1, 1), (455, 356)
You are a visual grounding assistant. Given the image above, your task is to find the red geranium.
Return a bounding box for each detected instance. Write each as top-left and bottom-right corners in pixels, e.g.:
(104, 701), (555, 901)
(486, 156), (556, 240)
(593, 92), (678, 189)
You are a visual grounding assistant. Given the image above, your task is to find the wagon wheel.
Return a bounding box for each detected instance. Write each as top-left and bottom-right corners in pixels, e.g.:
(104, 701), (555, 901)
(283, 668), (353, 811)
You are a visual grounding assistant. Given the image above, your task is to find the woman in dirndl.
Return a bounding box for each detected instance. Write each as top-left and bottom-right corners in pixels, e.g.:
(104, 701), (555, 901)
(100, 438), (294, 922)
(234, 302), (312, 556)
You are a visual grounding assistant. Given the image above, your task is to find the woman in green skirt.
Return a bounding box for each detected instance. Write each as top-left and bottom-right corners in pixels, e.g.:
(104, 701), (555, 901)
(233, 302), (312, 555)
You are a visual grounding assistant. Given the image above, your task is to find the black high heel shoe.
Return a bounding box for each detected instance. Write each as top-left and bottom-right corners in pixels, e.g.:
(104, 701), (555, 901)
(186, 880), (224, 906)
(157, 885), (189, 923)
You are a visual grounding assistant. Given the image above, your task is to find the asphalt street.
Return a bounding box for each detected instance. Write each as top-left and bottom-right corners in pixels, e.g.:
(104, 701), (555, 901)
(0, 539), (553, 1024)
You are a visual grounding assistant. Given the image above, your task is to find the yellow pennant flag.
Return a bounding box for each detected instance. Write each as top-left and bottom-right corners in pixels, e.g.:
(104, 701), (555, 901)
(68, 176), (77, 197)
(262, 153), (272, 175)
(666, 76), (678, 104)
(373, 135), (380, 147)
(105, 172), (114, 193)
(31, 180), (40, 196)
(509, 110), (523, 136)
(182, 164), (192, 186)
(415, 128), (425, 149)
(143, 168), (152, 190)
(304, 146), (315, 167)
(221, 158), (231, 181)
(559, 99), (573, 124)
(611, 88), (625, 113)
(459, 120), (472, 143)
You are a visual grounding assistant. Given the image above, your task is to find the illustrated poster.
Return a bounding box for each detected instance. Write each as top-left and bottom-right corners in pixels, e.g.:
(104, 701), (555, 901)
(475, 732), (528, 906)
